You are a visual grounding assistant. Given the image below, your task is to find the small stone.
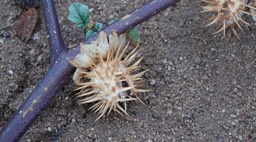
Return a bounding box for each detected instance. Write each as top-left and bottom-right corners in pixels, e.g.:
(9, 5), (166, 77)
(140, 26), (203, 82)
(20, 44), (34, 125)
(150, 79), (156, 85)
(47, 127), (52, 132)
(109, 15), (114, 19)
(185, 111), (193, 119)
(37, 54), (43, 62)
(2, 31), (11, 37)
(8, 70), (13, 75)
(201, 75), (209, 80)
(160, 80), (165, 85)
(167, 110), (172, 116)
(238, 135), (243, 140)
(194, 56), (201, 64)
(32, 31), (40, 40)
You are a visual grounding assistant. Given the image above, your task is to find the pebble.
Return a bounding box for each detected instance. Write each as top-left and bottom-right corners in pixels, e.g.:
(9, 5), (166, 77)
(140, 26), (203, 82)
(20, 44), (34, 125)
(8, 70), (13, 75)
(201, 75), (209, 80)
(47, 127), (52, 132)
(167, 110), (172, 116)
(194, 56), (201, 64)
(233, 88), (238, 93)
(32, 32), (40, 40)
(150, 79), (156, 85)
(2, 31), (11, 37)
(35, 54), (43, 65)
(0, 39), (4, 44)
(238, 135), (243, 140)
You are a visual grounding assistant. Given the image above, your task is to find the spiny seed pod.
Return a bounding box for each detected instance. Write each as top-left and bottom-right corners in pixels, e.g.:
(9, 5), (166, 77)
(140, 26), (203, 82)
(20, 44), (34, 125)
(70, 31), (148, 120)
(202, 0), (256, 37)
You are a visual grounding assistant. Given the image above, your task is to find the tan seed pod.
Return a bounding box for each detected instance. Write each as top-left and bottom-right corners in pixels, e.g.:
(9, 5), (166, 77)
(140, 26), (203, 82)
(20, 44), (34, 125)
(202, 0), (256, 37)
(70, 31), (148, 120)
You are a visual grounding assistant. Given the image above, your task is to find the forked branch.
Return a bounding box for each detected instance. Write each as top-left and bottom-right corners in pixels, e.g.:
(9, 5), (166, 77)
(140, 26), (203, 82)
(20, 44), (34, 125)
(0, 0), (180, 141)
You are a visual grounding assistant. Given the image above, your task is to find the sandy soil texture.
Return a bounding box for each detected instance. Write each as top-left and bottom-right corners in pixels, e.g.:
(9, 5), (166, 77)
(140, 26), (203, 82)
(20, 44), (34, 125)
(0, 0), (256, 141)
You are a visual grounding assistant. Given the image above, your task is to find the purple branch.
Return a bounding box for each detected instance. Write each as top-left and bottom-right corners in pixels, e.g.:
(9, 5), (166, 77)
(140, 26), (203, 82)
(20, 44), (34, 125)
(41, 0), (66, 63)
(0, 0), (180, 141)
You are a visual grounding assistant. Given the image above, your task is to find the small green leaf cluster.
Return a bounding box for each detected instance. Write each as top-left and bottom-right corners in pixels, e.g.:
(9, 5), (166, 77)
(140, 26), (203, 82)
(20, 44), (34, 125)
(67, 2), (103, 39)
(67, 2), (140, 44)
(85, 22), (103, 39)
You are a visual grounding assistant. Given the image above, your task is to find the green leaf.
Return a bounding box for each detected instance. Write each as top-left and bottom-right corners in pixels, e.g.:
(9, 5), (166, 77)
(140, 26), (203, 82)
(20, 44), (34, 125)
(84, 23), (102, 39)
(85, 30), (97, 39)
(127, 28), (140, 45)
(108, 17), (140, 45)
(108, 18), (119, 25)
(94, 22), (103, 32)
(67, 2), (90, 29)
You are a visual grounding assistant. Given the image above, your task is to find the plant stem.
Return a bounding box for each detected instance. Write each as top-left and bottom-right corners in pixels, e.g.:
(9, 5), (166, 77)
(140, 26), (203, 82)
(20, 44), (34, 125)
(0, 0), (180, 141)
(41, 0), (66, 63)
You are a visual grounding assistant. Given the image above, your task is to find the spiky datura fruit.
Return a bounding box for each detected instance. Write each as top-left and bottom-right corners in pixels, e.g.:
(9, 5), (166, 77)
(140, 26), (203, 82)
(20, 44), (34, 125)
(202, 0), (256, 37)
(70, 31), (148, 120)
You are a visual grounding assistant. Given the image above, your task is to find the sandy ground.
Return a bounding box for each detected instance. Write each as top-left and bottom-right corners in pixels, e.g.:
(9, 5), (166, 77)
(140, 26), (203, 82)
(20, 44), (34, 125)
(0, 0), (256, 141)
